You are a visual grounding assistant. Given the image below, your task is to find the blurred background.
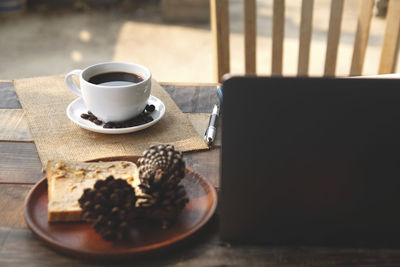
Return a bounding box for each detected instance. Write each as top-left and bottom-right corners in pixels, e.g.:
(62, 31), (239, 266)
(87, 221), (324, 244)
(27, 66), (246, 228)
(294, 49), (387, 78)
(0, 0), (398, 82)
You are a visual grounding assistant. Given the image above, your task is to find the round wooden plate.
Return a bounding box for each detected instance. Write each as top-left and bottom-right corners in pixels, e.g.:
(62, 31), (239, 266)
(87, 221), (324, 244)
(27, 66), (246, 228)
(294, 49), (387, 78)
(24, 156), (217, 261)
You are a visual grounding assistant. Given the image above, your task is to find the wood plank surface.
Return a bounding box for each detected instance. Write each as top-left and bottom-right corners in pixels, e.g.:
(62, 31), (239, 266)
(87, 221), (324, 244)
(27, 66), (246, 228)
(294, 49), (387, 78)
(0, 141), (219, 187)
(0, 185), (32, 227)
(210, 0), (230, 82)
(378, 0), (400, 74)
(0, 109), (33, 141)
(244, 0), (257, 75)
(184, 149), (220, 189)
(272, 0), (285, 75)
(0, 141), (219, 188)
(0, 142), (44, 184)
(298, 0), (314, 76)
(162, 84), (218, 113)
(0, 82), (21, 109)
(324, 0), (344, 76)
(350, 0), (374, 76)
(0, 225), (215, 266)
(3, 226), (400, 266)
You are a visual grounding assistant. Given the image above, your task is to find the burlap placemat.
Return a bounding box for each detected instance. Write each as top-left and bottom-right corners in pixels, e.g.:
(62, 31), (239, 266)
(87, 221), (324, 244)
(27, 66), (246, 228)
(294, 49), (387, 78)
(14, 75), (208, 166)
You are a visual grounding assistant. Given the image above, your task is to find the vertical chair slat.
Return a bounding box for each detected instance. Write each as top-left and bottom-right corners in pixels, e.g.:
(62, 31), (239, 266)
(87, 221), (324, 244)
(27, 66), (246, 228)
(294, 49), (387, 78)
(244, 0), (257, 75)
(272, 0), (285, 75)
(378, 0), (400, 74)
(298, 0), (314, 76)
(210, 0), (230, 82)
(324, 0), (344, 76)
(350, 0), (374, 76)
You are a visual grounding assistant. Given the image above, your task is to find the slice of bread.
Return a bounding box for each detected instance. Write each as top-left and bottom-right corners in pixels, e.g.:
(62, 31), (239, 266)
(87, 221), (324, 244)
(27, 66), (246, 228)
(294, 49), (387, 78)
(46, 160), (140, 223)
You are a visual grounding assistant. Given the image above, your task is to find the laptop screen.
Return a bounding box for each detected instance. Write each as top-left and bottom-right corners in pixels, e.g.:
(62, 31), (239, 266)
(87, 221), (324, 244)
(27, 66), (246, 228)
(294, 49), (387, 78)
(220, 77), (400, 246)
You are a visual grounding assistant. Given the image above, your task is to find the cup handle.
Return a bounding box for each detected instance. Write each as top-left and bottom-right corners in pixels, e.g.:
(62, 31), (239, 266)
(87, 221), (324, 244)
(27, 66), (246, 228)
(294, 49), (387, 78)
(65, 69), (82, 97)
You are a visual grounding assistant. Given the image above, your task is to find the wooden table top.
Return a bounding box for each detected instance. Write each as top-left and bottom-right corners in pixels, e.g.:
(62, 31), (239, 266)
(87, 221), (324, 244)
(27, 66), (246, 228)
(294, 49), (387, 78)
(2, 77), (400, 266)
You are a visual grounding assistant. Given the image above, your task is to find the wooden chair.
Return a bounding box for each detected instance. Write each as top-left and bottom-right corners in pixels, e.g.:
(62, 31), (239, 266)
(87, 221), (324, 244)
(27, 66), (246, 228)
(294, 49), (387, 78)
(210, 0), (400, 82)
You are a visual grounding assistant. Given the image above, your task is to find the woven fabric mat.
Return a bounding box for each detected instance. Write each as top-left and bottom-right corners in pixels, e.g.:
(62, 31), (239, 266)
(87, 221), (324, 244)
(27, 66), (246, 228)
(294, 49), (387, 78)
(13, 75), (208, 166)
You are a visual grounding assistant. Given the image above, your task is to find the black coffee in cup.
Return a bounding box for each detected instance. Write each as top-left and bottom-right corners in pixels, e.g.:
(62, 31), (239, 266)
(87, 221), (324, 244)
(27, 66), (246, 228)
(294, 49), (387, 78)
(88, 72), (144, 86)
(65, 62), (151, 122)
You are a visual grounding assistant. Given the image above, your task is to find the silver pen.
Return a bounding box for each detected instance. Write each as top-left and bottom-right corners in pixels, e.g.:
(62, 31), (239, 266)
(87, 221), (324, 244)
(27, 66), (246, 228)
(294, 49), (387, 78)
(204, 104), (219, 145)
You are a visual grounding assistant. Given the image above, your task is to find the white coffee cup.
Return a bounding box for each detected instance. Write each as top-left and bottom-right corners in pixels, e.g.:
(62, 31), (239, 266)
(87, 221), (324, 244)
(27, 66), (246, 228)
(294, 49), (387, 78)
(65, 62), (151, 122)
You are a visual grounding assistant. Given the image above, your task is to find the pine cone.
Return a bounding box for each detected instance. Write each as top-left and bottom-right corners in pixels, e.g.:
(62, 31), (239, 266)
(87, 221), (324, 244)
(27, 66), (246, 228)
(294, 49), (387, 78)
(137, 144), (185, 186)
(137, 144), (189, 228)
(78, 176), (136, 241)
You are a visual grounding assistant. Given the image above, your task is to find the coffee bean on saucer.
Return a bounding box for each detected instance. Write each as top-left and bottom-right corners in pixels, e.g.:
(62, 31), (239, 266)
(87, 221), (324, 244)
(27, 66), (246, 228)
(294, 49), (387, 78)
(88, 115), (97, 122)
(80, 111), (106, 127)
(88, 111), (93, 115)
(101, 111), (154, 129)
(81, 113), (89, 119)
(94, 119), (103, 125)
(145, 104), (155, 112)
(103, 122), (113, 128)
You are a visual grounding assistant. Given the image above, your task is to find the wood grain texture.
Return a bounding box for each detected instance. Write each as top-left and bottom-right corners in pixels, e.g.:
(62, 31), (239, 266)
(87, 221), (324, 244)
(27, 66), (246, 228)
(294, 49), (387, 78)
(272, 0), (285, 75)
(0, 227), (93, 266)
(244, 0), (257, 75)
(184, 149), (220, 189)
(0, 185), (32, 227)
(3, 226), (400, 266)
(379, 0), (400, 74)
(0, 82), (21, 109)
(0, 142), (43, 184)
(350, 0), (374, 76)
(324, 0), (344, 76)
(210, 0), (230, 82)
(0, 225), (216, 266)
(0, 109), (33, 141)
(0, 143), (218, 187)
(298, 0), (314, 76)
(162, 84), (218, 113)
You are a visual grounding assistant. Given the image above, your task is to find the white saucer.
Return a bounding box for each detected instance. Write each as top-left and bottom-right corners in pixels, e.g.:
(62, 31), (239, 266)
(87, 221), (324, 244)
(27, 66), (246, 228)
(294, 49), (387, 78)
(66, 95), (165, 134)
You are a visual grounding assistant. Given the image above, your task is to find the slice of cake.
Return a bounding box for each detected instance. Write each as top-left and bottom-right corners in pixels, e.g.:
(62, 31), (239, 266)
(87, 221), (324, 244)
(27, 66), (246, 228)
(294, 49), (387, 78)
(46, 160), (140, 222)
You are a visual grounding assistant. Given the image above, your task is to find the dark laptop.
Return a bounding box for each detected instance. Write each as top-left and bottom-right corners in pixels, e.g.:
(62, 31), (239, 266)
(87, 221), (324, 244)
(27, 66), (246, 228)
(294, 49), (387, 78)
(220, 76), (400, 247)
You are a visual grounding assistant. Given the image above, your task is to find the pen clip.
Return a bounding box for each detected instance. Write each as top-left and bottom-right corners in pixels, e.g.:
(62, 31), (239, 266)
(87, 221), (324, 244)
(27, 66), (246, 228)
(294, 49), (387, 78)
(217, 86), (223, 102)
(217, 86), (223, 116)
